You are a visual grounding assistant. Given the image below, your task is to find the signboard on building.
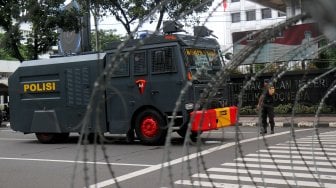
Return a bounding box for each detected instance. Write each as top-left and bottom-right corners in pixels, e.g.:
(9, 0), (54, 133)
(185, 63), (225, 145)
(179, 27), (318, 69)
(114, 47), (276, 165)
(228, 70), (336, 108)
(232, 23), (320, 64)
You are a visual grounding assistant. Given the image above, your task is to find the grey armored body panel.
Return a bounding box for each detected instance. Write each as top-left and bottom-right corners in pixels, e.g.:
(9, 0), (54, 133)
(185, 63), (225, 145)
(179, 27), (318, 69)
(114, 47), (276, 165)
(8, 53), (106, 134)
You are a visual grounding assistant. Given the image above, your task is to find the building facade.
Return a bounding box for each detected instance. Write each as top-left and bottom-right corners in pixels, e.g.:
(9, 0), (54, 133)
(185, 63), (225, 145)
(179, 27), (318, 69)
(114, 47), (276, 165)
(222, 0), (287, 52)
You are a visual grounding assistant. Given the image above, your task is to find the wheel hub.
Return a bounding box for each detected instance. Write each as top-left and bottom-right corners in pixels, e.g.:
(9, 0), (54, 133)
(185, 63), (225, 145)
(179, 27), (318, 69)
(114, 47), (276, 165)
(140, 117), (159, 138)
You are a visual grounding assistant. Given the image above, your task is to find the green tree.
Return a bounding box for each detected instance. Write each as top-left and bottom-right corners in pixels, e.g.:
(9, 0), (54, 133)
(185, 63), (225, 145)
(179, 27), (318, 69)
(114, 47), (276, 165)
(90, 30), (121, 51)
(83, 0), (214, 37)
(24, 0), (82, 60)
(313, 39), (336, 69)
(320, 40), (336, 67)
(0, 33), (14, 60)
(157, 0), (213, 30)
(0, 0), (81, 61)
(0, 0), (24, 61)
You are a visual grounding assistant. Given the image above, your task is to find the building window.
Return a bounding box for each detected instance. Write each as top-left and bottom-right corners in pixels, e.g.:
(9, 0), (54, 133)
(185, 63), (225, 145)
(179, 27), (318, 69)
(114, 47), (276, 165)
(261, 8), (272, 19)
(231, 0), (240, 2)
(231, 13), (241, 23)
(278, 11), (286, 17)
(246, 10), (256, 21)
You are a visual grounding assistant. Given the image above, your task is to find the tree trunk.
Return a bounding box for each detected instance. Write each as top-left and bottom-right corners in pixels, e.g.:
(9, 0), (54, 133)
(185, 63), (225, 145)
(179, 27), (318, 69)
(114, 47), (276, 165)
(156, 7), (165, 31)
(34, 32), (38, 60)
(8, 26), (24, 62)
(11, 42), (24, 62)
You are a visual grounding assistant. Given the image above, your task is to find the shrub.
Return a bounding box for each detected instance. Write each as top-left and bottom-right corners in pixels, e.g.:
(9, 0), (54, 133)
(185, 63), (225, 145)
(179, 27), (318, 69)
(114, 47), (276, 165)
(239, 103), (335, 115)
(274, 104), (292, 114)
(313, 60), (330, 69)
(239, 105), (257, 115)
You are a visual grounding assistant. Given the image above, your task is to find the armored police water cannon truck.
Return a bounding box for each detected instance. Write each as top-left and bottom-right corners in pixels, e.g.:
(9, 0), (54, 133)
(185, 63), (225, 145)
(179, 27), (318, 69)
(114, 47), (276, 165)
(9, 21), (237, 145)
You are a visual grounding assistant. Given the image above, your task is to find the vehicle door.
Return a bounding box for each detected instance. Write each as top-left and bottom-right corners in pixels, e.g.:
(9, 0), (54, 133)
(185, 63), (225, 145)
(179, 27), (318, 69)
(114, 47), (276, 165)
(105, 53), (133, 134)
(148, 46), (184, 116)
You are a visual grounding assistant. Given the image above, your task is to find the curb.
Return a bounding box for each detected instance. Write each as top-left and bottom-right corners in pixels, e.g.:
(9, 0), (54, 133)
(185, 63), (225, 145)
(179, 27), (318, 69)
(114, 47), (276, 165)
(240, 122), (336, 128)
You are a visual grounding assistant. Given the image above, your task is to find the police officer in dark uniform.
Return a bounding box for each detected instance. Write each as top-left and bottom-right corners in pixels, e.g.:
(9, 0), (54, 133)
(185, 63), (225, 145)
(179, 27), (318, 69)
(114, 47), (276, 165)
(257, 80), (275, 134)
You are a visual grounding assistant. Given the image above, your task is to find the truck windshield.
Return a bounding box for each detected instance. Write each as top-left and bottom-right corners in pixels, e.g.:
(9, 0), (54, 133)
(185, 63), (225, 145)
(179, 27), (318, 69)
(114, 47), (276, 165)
(184, 48), (222, 80)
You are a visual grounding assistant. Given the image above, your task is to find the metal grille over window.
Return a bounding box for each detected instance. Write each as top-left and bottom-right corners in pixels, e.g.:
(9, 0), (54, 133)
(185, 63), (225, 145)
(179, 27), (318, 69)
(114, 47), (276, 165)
(66, 67), (90, 106)
(134, 52), (147, 75)
(151, 48), (175, 73)
(107, 54), (130, 77)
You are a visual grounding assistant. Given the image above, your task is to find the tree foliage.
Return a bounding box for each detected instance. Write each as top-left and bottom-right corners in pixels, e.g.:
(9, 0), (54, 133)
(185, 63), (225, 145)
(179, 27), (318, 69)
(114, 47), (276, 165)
(90, 30), (121, 51)
(0, 0), (81, 61)
(1, 0), (214, 61)
(0, 0), (24, 61)
(0, 33), (15, 60)
(313, 39), (336, 68)
(24, 0), (82, 60)
(82, 0), (214, 37)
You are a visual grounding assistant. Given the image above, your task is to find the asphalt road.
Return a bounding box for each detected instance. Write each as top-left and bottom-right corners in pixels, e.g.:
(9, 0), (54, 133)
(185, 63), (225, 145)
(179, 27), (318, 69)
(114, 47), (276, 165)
(0, 126), (335, 188)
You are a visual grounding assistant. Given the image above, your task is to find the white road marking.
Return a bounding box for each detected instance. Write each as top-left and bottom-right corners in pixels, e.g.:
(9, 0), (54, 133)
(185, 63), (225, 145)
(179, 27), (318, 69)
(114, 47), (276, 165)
(305, 137), (336, 139)
(89, 129), (313, 188)
(320, 132), (336, 135)
(210, 131), (257, 134)
(246, 153), (336, 161)
(318, 135), (336, 137)
(298, 138), (336, 141)
(258, 149), (336, 156)
(0, 157), (153, 167)
(0, 129), (15, 132)
(175, 180), (267, 188)
(176, 131), (336, 187)
(207, 167), (336, 181)
(192, 173), (334, 187)
(0, 138), (36, 141)
(235, 157), (336, 166)
(268, 146), (336, 151)
(204, 141), (222, 144)
(293, 141), (336, 143)
(277, 143), (336, 147)
(222, 163), (336, 173)
(287, 141), (336, 144)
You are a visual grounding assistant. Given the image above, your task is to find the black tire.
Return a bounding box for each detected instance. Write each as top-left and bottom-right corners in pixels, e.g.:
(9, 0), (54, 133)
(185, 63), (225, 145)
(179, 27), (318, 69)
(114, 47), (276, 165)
(176, 123), (188, 138)
(56, 133), (70, 142)
(177, 127), (201, 143)
(189, 132), (199, 142)
(177, 123), (202, 141)
(35, 133), (69, 144)
(126, 129), (135, 143)
(35, 133), (57, 144)
(79, 133), (104, 144)
(135, 109), (167, 145)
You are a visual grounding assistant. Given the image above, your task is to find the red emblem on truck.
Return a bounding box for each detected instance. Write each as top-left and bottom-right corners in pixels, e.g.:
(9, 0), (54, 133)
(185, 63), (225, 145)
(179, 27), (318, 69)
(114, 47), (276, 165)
(136, 79), (146, 94)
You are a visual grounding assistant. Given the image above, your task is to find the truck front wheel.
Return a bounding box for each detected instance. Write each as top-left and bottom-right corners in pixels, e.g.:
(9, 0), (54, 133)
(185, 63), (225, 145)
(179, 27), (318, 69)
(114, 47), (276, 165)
(135, 110), (167, 145)
(35, 133), (69, 144)
(177, 123), (202, 142)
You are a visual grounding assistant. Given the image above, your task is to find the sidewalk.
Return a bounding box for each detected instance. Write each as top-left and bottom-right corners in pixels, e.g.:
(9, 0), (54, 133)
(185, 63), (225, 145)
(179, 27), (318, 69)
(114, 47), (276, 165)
(239, 115), (336, 127)
(0, 121), (10, 128)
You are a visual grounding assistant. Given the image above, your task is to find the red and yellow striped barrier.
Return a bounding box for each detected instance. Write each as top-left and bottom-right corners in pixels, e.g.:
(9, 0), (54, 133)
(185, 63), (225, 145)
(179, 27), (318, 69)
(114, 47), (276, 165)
(190, 106), (238, 132)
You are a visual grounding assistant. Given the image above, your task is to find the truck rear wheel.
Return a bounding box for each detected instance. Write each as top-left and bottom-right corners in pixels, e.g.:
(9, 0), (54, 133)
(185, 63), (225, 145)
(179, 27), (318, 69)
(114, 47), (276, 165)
(135, 109), (167, 145)
(177, 123), (202, 142)
(35, 133), (69, 144)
